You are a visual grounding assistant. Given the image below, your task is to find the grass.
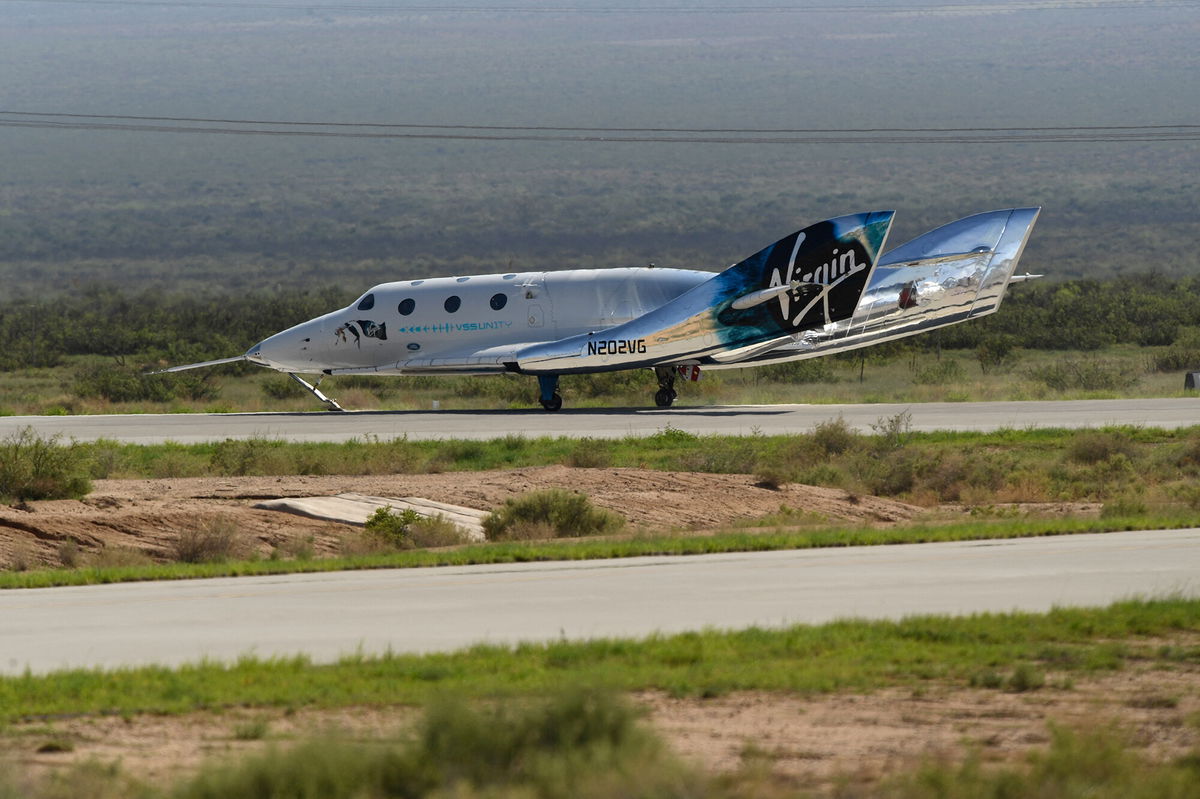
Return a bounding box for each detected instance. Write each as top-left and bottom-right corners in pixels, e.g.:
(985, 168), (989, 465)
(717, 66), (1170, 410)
(55, 424), (1200, 505)
(0, 598), (1196, 724)
(2, 514), (1197, 590)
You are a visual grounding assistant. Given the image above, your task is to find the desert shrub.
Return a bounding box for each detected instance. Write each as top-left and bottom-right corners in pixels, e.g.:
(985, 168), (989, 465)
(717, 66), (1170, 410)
(89, 546), (154, 569)
(1150, 347), (1200, 372)
(210, 437), (281, 476)
(85, 439), (125, 479)
(1171, 435), (1200, 469)
(407, 515), (470, 548)
(860, 450), (920, 496)
(796, 463), (846, 487)
(1101, 494), (1148, 518)
(483, 490), (624, 540)
(0, 427), (92, 502)
(174, 516), (242, 563)
(57, 540), (82, 568)
(975, 334), (1020, 374)
(259, 376), (307, 400)
(176, 688), (693, 799)
(677, 437), (758, 474)
(1026, 358), (1140, 391)
(754, 358), (839, 383)
(809, 416), (858, 455)
(1007, 663), (1046, 692)
(753, 461), (793, 490)
(565, 438), (613, 468)
(1067, 430), (1136, 464)
(363, 506), (423, 548)
(913, 358), (965, 385)
(71, 362), (218, 402)
(871, 410), (913, 452)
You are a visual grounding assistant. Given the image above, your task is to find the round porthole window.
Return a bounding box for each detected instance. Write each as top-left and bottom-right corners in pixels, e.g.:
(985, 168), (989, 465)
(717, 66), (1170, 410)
(398, 298), (415, 315)
(444, 296), (461, 313)
(490, 293), (507, 311)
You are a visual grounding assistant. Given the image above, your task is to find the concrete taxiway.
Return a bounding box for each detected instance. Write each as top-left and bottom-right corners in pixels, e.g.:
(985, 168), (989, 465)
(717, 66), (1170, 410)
(1, 529), (1195, 675)
(0, 398), (1197, 444)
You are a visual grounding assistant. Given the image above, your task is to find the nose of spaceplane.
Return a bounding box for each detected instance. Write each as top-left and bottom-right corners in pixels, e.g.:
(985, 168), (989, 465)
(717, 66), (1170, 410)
(246, 322), (319, 371)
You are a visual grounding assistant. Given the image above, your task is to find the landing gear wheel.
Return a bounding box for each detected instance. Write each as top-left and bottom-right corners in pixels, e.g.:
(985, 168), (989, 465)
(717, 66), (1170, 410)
(540, 392), (563, 411)
(654, 388), (676, 408)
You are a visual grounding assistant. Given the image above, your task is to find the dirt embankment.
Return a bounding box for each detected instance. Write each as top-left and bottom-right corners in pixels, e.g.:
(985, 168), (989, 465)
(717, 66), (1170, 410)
(6, 667), (1198, 792)
(0, 467), (920, 569)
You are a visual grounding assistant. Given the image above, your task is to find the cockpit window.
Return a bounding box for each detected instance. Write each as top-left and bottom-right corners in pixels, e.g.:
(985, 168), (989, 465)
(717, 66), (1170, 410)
(398, 298), (415, 315)
(444, 296), (461, 313)
(490, 293), (507, 311)
(356, 293), (375, 311)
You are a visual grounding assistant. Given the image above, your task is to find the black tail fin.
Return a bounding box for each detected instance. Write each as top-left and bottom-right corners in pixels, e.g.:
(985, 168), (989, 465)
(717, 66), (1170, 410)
(713, 211), (894, 336)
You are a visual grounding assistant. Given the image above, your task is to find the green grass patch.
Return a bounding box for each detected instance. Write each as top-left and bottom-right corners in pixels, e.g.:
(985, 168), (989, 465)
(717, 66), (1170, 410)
(1, 598), (1197, 724)
(3, 514), (1198, 590)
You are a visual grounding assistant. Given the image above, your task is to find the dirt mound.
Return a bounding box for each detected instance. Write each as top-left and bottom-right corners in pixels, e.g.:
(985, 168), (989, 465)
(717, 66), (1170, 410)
(0, 467), (920, 570)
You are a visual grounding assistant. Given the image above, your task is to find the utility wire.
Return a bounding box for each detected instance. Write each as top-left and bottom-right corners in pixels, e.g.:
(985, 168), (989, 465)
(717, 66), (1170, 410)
(2, 116), (1197, 143)
(2, 110), (1198, 135)
(3, 0), (1198, 12)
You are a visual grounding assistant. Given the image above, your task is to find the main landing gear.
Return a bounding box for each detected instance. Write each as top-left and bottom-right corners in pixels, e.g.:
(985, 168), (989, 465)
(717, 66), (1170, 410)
(537, 374), (563, 411)
(653, 366), (677, 408)
(289, 373), (345, 412)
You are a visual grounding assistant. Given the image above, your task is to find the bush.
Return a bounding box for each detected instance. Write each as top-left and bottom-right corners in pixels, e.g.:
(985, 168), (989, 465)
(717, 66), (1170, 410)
(1150, 347), (1200, 372)
(1026, 358), (1140, 391)
(1007, 663), (1046, 692)
(260, 376), (307, 400)
(408, 515), (470, 548)
(913, 358), (965, 384)
(975, 334), (1020, 374)
(0, 427), (92, 502)
(483, 490), (624, 540)
(363, 506), (423, 548)
(1101, 494), (1148, 518)
(210, 437), (280, 476)
(174, 516), (242, 563)
(810, 416), (857, 455)
(565, 439), (613, 468)
(1067, 431), (1136, 464)
(175, 689), (693, 799)
(71, 362), (218, 403)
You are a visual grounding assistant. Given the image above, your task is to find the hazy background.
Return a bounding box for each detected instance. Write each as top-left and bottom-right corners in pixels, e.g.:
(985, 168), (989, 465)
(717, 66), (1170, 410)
(2, 0), (1198, 296)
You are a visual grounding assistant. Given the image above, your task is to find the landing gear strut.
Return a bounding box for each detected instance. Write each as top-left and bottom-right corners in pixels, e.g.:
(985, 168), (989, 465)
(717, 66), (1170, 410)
(289, 372), (345, 412)
(653, 366), (677, 408)
(537, 374), (563, 411)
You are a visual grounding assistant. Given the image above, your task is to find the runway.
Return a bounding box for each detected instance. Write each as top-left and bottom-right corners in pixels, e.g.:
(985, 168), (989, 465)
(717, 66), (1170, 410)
(1, 529), (1196, 675)
(1, 398), (1197, 443)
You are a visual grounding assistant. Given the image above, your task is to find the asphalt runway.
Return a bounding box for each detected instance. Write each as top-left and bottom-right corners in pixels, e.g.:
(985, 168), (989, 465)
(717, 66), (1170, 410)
(1, 398), (1197, 443)
(2, 529), (1196, 675)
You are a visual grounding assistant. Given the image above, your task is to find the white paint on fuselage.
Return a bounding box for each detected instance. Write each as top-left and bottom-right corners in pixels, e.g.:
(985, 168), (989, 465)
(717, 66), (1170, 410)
(250, 267), (712, 375)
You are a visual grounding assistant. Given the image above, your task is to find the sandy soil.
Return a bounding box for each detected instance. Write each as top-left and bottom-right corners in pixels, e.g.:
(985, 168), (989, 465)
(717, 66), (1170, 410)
(0, 467), (920, 569)
(6, 666), (1197, 792)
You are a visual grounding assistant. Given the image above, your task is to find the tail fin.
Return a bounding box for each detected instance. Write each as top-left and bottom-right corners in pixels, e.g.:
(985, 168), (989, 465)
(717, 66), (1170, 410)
(713, 210), (894, 337)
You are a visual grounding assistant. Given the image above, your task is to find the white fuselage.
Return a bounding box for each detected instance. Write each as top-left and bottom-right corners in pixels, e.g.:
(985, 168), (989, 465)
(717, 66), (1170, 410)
(248, 267), (712, 375)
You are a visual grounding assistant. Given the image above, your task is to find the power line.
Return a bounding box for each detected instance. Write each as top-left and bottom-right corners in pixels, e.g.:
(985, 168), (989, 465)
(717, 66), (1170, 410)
(3, 110), (1198, 135)
(1, 116), (1197, 143)
(3, 0), (1198, 13)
